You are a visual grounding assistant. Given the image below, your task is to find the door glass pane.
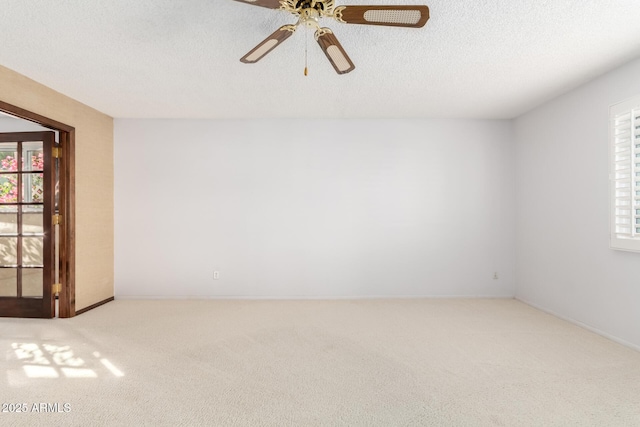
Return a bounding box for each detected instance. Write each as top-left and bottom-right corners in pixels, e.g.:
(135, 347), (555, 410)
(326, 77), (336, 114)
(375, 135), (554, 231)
(23, 205), (43, 234)
(0, 145), (18, 172)
(0, 268), (17, 296)
(0, 174), (18, 203)
(22, 237), (43, 266)
(23, 144), (44, 172)
(0, 206), (18, 234)
(0, 237), (17, 265)
(22, 173), (44, 203)
(22, 269), (43, 298)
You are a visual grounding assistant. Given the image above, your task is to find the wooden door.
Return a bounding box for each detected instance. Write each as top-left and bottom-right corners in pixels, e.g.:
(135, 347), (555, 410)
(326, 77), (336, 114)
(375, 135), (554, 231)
(0, 132), (56, 318)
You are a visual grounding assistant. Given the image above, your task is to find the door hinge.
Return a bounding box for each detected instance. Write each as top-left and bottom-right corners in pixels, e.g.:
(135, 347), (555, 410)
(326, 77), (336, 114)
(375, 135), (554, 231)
(53, 146), (62, 158)
(53, 214), (62, 225)
(52, 283), (62, 294)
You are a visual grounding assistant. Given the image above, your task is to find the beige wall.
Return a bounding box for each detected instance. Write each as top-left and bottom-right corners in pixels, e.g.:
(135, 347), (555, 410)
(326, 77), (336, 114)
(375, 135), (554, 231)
(0, 64), (114, 311)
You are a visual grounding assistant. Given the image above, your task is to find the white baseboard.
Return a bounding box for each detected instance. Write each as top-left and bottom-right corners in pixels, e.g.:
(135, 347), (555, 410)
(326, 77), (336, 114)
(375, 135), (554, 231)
(516, 297), (640, 352)
(116, 294), (515, 301)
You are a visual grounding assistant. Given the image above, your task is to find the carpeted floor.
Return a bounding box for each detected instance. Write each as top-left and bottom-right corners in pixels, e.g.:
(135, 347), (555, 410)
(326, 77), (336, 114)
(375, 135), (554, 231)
(1, 298), (639, 426)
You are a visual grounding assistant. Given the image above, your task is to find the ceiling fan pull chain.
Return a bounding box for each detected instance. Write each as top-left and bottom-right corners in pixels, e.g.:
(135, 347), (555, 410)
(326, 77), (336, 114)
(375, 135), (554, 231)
(304, 29), (309, 76)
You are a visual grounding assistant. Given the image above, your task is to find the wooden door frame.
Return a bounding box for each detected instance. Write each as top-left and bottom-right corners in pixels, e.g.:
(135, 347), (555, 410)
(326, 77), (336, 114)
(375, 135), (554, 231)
(0, 100), (75, 318)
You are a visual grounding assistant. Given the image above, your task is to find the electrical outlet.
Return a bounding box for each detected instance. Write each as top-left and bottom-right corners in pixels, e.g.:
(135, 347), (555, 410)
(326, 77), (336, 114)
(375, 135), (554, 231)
(213, 271), (220, 280)
(493, 272), (499, 280)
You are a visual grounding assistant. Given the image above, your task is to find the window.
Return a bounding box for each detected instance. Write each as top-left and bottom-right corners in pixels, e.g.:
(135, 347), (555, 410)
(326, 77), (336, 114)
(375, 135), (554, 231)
(610, 95), (640, 252)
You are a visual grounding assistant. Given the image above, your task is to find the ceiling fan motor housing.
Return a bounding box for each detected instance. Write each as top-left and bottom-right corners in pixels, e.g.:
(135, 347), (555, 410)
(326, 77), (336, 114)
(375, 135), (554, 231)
(290, 0), (336, 17)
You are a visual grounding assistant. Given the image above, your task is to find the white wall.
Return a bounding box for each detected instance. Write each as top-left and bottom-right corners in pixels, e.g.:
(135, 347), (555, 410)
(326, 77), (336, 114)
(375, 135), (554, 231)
(115, 119), (515, 298)
(515, 57), (640, 349)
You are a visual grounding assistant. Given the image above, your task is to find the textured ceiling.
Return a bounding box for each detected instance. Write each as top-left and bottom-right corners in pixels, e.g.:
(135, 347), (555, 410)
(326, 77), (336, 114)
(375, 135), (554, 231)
(1, 0), (640, 119)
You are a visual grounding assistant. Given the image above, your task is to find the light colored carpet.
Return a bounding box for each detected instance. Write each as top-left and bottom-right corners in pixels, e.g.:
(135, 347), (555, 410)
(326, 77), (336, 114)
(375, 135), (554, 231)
(1, 298), (639, 426)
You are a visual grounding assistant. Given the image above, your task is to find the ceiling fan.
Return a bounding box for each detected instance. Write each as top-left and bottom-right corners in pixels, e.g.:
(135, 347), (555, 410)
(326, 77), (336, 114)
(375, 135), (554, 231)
(233, 0), (430, 75)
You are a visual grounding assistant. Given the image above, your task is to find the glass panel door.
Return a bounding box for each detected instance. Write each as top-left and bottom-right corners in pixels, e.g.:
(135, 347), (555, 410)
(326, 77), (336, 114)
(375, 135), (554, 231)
(0, 132), (55, 318)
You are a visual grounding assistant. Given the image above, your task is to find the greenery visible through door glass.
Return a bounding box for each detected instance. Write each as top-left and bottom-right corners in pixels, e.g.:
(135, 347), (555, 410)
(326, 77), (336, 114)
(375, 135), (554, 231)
(0, 152), (44, 203)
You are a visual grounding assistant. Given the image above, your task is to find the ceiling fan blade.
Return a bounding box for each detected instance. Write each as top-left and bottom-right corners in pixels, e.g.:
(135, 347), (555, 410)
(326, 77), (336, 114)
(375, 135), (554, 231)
(315, 28), (355, 75)
(241, 25), (296, 64)
(232, 0), (283, 9)
(334, 5), (430, 28)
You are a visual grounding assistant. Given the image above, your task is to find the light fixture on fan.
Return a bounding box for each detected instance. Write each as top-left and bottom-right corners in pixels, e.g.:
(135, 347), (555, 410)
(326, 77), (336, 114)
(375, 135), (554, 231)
(234, 0), (430, 74)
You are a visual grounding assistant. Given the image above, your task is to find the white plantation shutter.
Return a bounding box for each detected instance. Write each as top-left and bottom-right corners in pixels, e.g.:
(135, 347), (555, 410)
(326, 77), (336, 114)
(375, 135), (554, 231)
(610, 96), (640, 252)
